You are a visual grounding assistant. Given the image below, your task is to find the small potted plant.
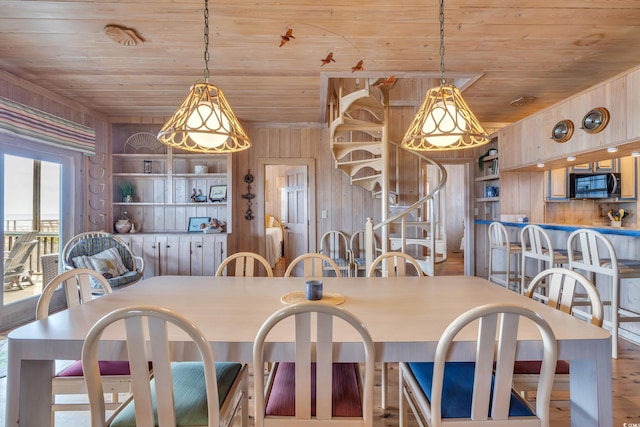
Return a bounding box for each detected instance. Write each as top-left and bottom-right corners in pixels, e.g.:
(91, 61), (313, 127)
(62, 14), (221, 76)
(120, 182), (135, 203)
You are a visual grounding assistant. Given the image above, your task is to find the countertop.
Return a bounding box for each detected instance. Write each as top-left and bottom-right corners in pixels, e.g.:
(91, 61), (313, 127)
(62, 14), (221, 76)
(475, 219), (640, 237)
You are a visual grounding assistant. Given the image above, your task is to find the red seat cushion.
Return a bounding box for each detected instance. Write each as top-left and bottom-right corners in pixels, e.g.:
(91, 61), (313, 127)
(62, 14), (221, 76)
(57, 360), (151, 377)
(513, 359), (570, 375)
(265, 362), (362, 417)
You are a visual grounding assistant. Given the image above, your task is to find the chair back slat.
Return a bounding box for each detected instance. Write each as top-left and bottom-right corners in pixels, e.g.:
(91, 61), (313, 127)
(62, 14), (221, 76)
(284, 253), (342, 278)
(215, 251), (273, 277)
(123, 316), (157, 427)
(470, 313), (497, 421)
(491, 313), (519, 420)
(316, 312), (334, 420)
(295, 312), (313, 419)
(367, 252), (423, 277)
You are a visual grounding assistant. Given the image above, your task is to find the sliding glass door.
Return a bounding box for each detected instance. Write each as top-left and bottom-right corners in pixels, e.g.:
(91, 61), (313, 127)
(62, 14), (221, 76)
(1, 140), (80, 330)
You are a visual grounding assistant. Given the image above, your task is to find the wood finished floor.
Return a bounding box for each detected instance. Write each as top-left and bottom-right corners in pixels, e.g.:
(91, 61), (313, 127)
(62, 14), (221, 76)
(2, 252), (639, 426)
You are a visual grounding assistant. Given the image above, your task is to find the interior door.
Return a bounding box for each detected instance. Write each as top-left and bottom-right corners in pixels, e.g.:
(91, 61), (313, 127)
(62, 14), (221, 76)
(283, 166), (309, 275)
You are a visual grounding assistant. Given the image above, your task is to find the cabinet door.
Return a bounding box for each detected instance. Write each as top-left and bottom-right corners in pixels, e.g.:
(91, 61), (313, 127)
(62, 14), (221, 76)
(619, 156), (638, 200)
(594, 159), (617, 172)
(141, 235), (161, 278)
(548, 168), (569, 200)
(160, 235), (191, 275)
(190, 235), (206, 276)
(571, 163), (593, 172)
(198, 234), (227, 276)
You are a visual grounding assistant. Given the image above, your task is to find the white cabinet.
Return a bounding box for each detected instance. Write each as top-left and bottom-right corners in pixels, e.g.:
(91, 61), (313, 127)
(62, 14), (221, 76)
(619, 155), (638, 200)
(119, 233), (227, 278)
(547, 168), (569, 200)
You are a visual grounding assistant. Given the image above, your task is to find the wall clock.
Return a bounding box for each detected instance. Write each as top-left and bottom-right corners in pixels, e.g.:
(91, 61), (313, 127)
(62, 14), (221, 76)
(581, 107), (610, 134)
(551, 119), (574, 143)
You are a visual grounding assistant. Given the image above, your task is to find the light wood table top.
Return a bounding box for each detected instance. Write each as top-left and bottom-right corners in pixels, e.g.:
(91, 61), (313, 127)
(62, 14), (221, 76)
(6, 275), (611, 426)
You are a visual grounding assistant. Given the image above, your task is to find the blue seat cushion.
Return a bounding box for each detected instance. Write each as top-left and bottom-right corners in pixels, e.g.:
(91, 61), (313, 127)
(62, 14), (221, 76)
(265, 362), (362, 417)
(110, 361), (242, 427)
(407, 362), (533, 419)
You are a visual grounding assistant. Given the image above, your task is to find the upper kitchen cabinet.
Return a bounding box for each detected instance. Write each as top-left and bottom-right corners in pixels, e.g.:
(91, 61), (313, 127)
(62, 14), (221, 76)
(499, 67), (638, 171)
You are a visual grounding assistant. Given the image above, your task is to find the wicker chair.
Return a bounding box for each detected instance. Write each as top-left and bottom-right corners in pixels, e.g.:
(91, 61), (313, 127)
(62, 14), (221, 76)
(62, 231), (144, 290)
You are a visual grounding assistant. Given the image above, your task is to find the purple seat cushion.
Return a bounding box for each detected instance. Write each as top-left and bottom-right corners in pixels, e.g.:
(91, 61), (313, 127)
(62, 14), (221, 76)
(57, 360), (151, 377)
(265, 362), (362, 417)
(513, 359), (570, 375)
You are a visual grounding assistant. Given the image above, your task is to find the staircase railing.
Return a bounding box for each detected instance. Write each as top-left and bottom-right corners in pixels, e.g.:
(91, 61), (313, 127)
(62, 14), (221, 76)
(364, 146), (447, 276)
(329, 77), (448, 276)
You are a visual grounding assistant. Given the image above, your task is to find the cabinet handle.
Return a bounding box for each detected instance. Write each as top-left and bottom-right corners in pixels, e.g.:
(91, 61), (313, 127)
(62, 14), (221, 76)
(195, 243), (202, 248)
(166, 244), (170, 248)
(152, 245), (156, 249)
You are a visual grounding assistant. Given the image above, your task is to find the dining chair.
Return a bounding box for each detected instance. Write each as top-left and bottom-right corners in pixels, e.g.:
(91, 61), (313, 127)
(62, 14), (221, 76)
(399, 303), (557, 427)
(513, 267), (603, 400)
(366, 251), (422, 410)
(284, 252), (342, 278)
(488, 221), (522, 292)
(320, 230), (352, 277)
(36, 269), (135, 425)
(253, 302), (375, 427)
(82, 305), (248, 427)
(349, 230), (381, 277)
(520, 224), (569, 295)
(367, 251), (423, 278)
(567, 228), (640, 358)
(215, 251), (274, 277)
(62, 231), (145, 290)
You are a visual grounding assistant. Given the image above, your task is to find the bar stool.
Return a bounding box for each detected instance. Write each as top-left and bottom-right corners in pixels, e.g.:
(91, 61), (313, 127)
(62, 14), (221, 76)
(488, 221), (522, 292)
(520, 224), (569, 295)
(567, 228), (640, 358)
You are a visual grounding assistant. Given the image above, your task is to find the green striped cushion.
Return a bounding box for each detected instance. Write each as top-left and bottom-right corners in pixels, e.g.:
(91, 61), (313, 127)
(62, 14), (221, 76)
(110, 361), (242, 427)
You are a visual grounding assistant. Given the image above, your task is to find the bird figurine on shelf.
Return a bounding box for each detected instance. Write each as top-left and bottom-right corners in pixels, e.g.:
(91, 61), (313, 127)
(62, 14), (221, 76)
(279, 28), (295, 47)
(351, 59), (364, 73)
(321, 52), (335, 66)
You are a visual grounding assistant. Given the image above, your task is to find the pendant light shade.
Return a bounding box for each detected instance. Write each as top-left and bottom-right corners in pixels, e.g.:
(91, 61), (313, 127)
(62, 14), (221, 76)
(402, 84), (488, 151)
(402, 0), (488, 151)
(157, 0), (250, 153)
(158, 82), (251, 153)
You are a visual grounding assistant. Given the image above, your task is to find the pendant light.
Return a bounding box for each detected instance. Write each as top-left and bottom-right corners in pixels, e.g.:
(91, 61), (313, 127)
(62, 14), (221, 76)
(158, 0), (251, 153)
(402, 0), (488, 151)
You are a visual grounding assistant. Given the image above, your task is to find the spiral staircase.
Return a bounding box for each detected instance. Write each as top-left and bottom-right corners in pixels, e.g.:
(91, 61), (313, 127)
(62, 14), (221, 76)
(328, 78), (447, 276)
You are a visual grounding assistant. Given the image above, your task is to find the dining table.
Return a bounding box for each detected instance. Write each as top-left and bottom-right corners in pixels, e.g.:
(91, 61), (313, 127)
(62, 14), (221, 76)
(5, 274), (611, 426)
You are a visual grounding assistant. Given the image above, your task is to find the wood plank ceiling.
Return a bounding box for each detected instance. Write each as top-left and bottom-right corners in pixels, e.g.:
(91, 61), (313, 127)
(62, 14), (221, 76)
(1, 0), (640, 127)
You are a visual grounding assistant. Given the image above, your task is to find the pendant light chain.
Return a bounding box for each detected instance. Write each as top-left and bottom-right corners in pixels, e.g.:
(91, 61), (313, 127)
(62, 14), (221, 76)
(203, 0), (210, 83)
(438, 0), (446, 86)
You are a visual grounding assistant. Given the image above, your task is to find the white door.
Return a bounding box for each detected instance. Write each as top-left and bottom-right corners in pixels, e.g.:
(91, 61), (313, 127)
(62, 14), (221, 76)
(283, 166), (309, 275)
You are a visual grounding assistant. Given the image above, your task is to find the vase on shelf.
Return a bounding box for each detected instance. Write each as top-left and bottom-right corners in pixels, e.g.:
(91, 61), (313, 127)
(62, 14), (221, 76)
(115, 219), (132, 234)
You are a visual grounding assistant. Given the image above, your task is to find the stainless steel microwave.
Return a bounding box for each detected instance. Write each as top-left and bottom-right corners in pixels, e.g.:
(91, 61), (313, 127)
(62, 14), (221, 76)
(569, 172), (621, 199)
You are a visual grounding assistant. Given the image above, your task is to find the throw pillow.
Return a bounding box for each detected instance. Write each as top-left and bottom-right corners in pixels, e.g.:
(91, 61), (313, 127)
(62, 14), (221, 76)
(89, 248), (128, 276)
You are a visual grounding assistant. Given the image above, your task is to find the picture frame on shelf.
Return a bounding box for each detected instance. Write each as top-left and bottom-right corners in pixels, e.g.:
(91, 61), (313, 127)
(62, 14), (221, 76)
(188, 217), (211, 232)
(209, 185), (227, 202)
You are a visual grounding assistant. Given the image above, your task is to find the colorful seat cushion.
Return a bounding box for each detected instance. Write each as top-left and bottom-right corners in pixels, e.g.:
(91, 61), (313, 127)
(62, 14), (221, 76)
(265, 362), (362, 418)
(57, 360), (134, 377)
(110, 361), (242, 427)
(513, 359), (570, 375)
(407, 362), (533, 419)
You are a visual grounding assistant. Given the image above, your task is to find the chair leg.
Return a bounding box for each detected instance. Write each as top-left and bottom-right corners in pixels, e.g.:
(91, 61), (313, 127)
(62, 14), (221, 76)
(612, 276), (620, 359)
(381, 362), (388, 409)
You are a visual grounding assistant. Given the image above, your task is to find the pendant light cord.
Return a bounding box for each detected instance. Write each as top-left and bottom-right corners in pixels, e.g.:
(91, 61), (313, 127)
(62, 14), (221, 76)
(438, 0), (446, 86)
(203, 0), (210, 83)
